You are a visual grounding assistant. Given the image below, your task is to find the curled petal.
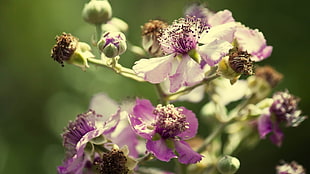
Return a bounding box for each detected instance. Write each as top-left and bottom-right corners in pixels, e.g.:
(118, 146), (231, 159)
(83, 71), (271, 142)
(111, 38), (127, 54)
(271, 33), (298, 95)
(208, 10), (235, 26)
(235, 25), (272, 61)
(199, 39), (233, 66)
(174, 140), (203, 164)
(129, 99), (155, 139)
(146, 139), (177, 162)
(177, 107), (198, 140)
(133, 55), (174, 83)
(169, 55), (204, 93)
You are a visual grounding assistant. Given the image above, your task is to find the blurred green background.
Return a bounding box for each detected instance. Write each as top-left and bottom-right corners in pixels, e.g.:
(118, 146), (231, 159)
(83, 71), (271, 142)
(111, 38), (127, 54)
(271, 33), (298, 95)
(0, 0), (309, 173)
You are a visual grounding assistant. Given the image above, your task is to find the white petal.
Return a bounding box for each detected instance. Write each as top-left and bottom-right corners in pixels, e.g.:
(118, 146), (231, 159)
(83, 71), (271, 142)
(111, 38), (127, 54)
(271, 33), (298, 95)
(133, 55), (174, 83)
(208, 10), (235, 26)
(199, 39), (233, 66)
(200, 22), (236, 44)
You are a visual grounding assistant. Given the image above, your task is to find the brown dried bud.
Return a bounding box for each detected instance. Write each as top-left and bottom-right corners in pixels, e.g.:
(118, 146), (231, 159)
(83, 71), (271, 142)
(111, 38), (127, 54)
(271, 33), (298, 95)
(141, 20), (168, 56)
(255, 65), (283, 88)
(51, 33), (78, 66)
(228, 49), (253, 75)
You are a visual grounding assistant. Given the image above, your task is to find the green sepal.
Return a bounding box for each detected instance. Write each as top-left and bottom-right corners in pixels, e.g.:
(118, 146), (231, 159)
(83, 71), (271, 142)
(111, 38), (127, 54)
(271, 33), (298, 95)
(152, 133), (161, 141)
(90, 135), (107, 145)
(188, 49), (201, 63)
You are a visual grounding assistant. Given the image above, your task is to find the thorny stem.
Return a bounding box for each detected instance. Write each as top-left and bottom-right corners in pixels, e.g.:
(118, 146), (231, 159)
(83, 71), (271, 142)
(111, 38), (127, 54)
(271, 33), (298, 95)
(87, 57), (145, 82)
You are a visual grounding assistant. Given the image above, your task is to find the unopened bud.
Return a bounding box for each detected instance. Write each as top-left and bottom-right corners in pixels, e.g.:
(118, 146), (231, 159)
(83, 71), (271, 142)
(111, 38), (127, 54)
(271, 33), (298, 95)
(82, 0), (112, 25)
(217, 155), (240, 174)
(97, 31), (127, 58)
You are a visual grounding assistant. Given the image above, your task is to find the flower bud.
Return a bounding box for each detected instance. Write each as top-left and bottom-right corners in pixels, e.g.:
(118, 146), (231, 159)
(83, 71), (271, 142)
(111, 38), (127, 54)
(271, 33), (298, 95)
(51, 33), (94, 70)
(82, 0), (112, 25)
(97, 31), (127, 58)
(141, 20), (168, 56)
(217, 155), (240, 174)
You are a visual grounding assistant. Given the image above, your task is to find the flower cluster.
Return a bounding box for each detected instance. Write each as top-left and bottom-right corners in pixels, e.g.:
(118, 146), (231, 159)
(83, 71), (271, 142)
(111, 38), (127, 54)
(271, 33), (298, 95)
(51, 1), (307, 174)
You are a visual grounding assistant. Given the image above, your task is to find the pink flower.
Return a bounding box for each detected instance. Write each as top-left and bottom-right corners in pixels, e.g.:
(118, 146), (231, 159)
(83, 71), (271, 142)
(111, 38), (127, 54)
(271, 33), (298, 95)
(133, 16), (235, 92)
(128, 99), (202, 164)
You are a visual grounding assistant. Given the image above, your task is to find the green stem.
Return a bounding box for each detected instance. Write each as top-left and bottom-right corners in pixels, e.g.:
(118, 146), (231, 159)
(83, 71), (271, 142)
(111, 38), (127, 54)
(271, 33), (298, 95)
(175, 159), (187, 174)
(166, 74), (220, 100)
(96, 24), (102, 42)
(155, 84), (169, 105)
(87, 57), (145, 82)
(137, 153), (153, 164)
(197, 121), (228, 153)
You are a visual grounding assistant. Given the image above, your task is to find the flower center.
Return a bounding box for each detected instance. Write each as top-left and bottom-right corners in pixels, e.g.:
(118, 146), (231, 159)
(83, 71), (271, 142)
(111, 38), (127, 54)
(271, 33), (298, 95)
(271, 91), (299, 118)
(51, 32), (78, 66)
(63, 111), (96, 157)
(153, 104), (189, 139)
(158, 16), (209, 55)
(94, 149), (129, 174)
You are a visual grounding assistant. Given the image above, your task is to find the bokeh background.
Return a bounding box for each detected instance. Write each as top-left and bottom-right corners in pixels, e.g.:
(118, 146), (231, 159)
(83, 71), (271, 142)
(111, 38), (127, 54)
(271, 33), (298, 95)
(0, 0), (309, 173)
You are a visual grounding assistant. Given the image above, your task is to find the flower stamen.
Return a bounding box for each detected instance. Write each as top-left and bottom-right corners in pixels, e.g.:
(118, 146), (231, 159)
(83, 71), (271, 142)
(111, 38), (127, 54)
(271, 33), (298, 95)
(153, 104), (189, 138)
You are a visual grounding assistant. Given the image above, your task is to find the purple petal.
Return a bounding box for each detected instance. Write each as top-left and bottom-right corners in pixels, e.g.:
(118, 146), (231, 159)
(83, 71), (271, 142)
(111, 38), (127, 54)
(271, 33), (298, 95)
(257, 113), (273, 139)
(133, 55), (174, 83)
(169, 55), (204, 93)
(199, 39), (233, 66)
(177, 107), (198, 140)
(174, 140), (203, 164)
(110, 126), (139, 157)
(184, 3), (213, 21)
(146, 138), (177, 162)
(58, 154), (86, 174)
(129, 99), (156, 140)
(235, 26), (273, 61)
(269, 122), (284, 147)
(208, 10), (235, 26)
